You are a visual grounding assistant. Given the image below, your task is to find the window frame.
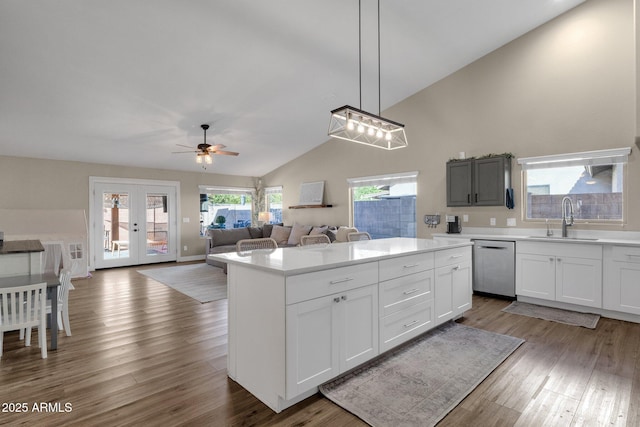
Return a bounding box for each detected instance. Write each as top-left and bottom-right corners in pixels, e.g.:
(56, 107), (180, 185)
(517, 148), (630, 224)
(347, 171), (418, 238)
(198, 185), (256, 235)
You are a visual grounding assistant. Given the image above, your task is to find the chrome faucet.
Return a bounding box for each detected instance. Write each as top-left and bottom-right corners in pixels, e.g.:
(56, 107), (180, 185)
(561, 196), (574, 237)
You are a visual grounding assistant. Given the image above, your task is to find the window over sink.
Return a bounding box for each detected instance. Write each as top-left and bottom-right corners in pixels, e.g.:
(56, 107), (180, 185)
(518, 148), (630, 223)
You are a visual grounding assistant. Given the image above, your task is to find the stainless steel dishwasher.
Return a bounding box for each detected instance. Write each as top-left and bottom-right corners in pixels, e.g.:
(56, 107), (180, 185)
(472, 239), (515, 298)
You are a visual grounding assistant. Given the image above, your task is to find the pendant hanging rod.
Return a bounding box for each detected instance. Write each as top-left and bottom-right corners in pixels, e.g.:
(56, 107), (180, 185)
(358, 0), (362, 110)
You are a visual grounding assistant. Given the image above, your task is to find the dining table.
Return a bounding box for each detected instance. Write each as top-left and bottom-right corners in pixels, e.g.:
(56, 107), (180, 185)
(0, 272), (60, 350)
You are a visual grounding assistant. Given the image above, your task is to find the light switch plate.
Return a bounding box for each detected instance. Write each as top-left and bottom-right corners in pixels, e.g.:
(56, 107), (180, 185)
(463, 214), (469, 222)
(507, 218), (516, 227)
(183, 217), (190, 223)
(490, 218), (496, 226)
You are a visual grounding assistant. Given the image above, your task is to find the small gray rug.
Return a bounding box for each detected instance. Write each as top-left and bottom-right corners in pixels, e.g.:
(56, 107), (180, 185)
(502, 301), (599, 329)
(319, 322), (524, 427)
(138, 263), (227, 303)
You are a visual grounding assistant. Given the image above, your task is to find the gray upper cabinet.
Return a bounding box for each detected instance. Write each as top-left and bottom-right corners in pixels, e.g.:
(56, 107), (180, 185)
(446, 156), (511, 207)
(446, 160), (473, 206)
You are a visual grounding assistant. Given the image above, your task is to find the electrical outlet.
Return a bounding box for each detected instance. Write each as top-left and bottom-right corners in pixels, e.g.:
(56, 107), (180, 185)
(183, 217), (190, 223)
(463, 214), (469, 222)
(490, 218), (496, 226)
(183, 245), (188, 251)
(507, 218), (516, 227)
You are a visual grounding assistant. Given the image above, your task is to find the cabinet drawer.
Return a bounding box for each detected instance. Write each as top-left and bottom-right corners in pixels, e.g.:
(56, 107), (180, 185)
(610, 245), (640, 263)
(435, 247), (471, 267)
(379, 270), (433, 317)
(286, 262), (378, 304)
(379, 253), (434, 282)
(380, 300), (433, 352)
(518, 241), (602, 259)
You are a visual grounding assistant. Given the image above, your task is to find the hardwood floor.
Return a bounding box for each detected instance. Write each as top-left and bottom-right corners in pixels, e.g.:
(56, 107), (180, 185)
(1, 263), (639, 426)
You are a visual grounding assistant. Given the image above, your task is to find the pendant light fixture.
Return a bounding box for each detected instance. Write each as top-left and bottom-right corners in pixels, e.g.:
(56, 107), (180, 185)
(328, 0), (407, 150)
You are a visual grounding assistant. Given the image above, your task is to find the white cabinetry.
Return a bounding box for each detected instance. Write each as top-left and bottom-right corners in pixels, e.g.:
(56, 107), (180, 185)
(603, 245), (640, 315)
(434, 247), (472, 325)
(378, 253), (435, 352)
(516, 242), (602, 308)
(285, 263), (378, 399)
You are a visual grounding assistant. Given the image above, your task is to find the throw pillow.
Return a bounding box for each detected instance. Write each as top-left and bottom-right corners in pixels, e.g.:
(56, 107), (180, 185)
(309, 226), (328, 235)
(335, 226), (358, 242)
(288, 224), (312, 245)
(270, 225), (292, 245)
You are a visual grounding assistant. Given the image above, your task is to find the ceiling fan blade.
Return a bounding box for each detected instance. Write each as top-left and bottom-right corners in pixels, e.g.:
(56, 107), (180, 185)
(171, 150), (198, 154)
(212, 150), (239, 156)
(176, 143), (195, 149)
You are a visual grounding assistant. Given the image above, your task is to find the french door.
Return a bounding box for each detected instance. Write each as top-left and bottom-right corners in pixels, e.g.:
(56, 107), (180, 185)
(91, 179), (178, 269)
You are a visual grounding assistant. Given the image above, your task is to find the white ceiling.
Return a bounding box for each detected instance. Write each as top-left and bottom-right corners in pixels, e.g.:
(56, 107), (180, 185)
(0, 0), (584, 177)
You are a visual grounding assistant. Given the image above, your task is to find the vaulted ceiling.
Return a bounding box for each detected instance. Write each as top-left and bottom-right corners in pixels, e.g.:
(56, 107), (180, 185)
(0, 0), (584, 176)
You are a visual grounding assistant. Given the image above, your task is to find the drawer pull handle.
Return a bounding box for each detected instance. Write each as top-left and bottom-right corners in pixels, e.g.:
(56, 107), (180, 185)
(341, 295), (347, 301)
(403, 264), (419, 268)
(449, 255), (463, 259)
(403, 288), (420, 295)
(452, 265), (460, 271)
(330, 277), (354, 285)
(333, 297), (341, 303)
(627, 254), (640, 259)
(403, 320), (419, 328)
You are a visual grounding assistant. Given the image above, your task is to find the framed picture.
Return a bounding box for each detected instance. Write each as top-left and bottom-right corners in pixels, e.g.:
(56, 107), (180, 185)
(299, 181), (324, 205)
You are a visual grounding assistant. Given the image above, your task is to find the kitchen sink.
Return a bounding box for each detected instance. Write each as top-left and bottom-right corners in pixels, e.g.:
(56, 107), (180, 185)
(527, 236), (599, 241)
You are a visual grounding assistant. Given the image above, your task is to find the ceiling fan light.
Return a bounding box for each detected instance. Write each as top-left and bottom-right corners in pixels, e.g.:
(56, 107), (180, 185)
(196, 155), (203, 164)
(205, 155), (213, 164)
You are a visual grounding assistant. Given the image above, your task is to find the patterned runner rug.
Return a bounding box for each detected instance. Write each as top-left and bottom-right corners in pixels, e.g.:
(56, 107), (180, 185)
(502, 301), (599, 329)
(320, 322), (524, 427)
(138, 263), (227, 303)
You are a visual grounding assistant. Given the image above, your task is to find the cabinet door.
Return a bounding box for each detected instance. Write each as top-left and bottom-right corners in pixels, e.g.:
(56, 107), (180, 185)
(286, 295), (339, 398)
(516, 253), (555, 300)
(452, 260), (472, 315)
(435, 265), (454, 324)
(473, 157), (506, 206)
(446, 160), (472, 206)
(556, 256), (602, 308)
(604, 261), (640, 314)
(340, 285), (378, 372)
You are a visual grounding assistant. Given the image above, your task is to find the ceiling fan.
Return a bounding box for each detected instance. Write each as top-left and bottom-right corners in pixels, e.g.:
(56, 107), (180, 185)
(173, 124), (239, 165)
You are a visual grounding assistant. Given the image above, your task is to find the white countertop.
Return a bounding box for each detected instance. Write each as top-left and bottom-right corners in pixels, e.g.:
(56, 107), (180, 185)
(432, 227), (640, 247)
(208, 237), (472, 276)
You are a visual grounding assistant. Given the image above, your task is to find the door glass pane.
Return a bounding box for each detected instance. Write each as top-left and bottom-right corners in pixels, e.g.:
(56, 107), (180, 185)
(103, 192), (130, 260)
(146, 194), (169, 256)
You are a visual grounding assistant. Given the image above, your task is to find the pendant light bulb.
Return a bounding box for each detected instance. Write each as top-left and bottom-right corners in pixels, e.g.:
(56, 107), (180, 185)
(196, 155), (203, 164)
(385, 132), (392, 141)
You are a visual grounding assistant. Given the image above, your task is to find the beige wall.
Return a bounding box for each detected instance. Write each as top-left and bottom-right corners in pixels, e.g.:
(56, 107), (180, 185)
(0, 155), (256, 259)
(264, 0), (639, 236)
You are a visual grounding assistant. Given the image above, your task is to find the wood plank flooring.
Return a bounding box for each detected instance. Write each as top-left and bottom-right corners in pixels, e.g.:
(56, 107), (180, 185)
(1, 263), (639, 426)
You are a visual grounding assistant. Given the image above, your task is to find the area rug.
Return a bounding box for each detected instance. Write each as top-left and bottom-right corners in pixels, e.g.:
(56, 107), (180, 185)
(319, 322), (524, 427)
(137, 263), (227, 303)
(502, 301), (599, 329)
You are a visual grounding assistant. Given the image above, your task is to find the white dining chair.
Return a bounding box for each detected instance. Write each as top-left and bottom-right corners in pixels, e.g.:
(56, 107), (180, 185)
(0, 282), (48, 359)
(300, 234), (331, 246)
(236, 238), (278, 255)
(347, 231), (372, 241)
(49, 269), (74, 336)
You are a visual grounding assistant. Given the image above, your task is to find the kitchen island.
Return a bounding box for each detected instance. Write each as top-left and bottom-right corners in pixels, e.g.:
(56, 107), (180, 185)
(209, 237), (473, 412)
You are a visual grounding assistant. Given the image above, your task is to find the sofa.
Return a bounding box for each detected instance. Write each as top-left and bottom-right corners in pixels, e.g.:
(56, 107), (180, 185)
(205, 223), (357, 268)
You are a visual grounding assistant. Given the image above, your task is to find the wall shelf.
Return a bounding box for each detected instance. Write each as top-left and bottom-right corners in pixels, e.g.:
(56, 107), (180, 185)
(288, 204), (333, 209)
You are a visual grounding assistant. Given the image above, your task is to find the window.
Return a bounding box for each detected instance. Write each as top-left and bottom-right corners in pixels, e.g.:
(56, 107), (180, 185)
(518, 148), (630, 222)
(263, 186), (283, 224)
(348, 171), (418, 239)
(199, 186), (254, 236)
